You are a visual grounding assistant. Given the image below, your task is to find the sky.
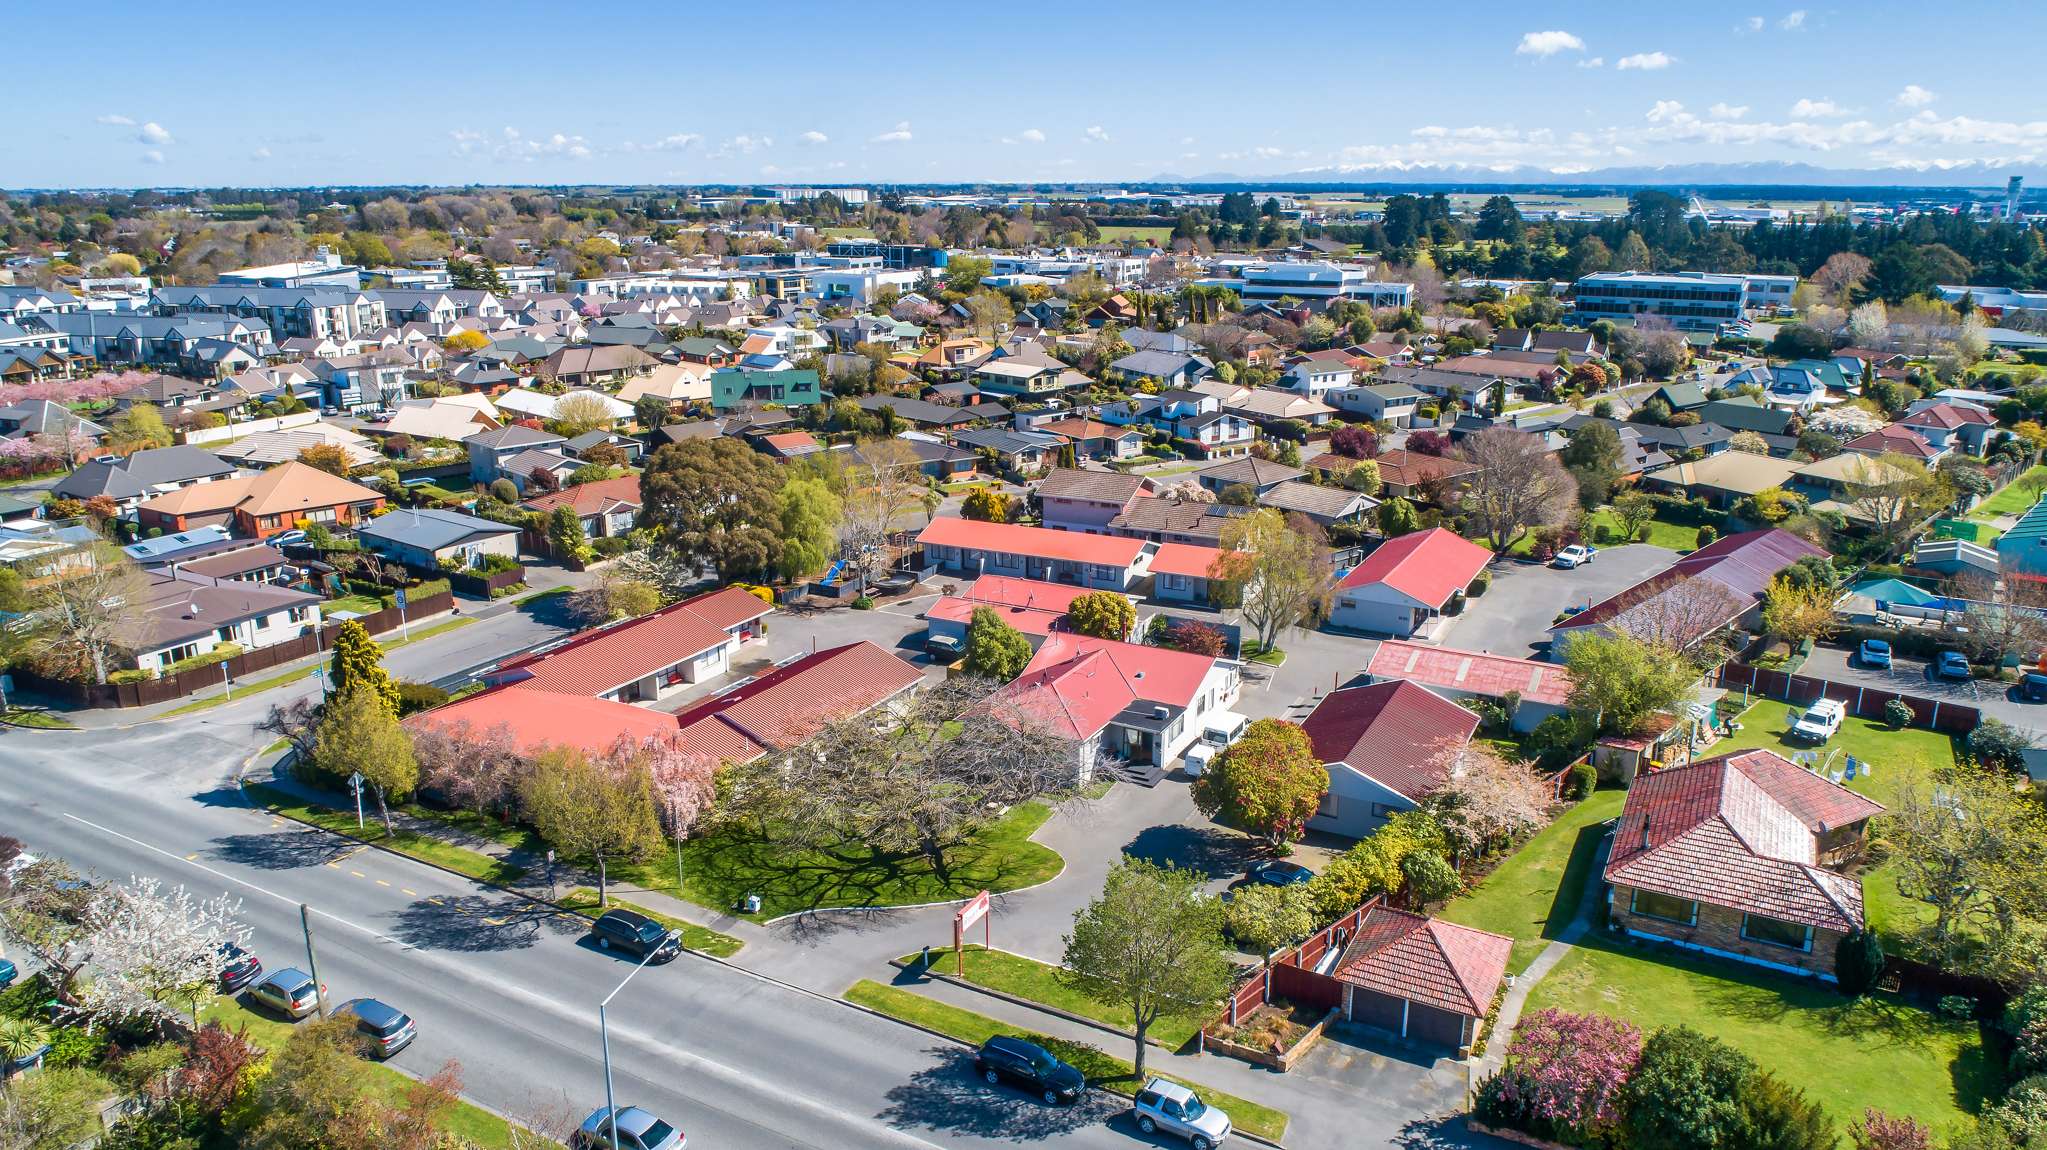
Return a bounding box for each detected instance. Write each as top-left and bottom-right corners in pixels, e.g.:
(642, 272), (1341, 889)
(12, 1), (2047, 188)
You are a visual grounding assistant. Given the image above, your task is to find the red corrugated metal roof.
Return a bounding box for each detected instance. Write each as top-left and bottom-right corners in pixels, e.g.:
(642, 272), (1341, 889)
(1366, 641), (1572, 707)
(1147, 542), (1230, 579)
(1301, 680), (1479, 802)
(673, 585), (774, 631)
(1554, 528), (1828, 636)
(672, 641), (924, 750)
(1336, 527), (1492, 608)
(404, 685), (683, 756)
(494, 593), (760, 697)
(917, 517), (1148, 569)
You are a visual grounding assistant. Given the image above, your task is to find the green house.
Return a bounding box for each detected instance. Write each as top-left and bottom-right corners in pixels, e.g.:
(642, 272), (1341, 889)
(711, 368), (822, 411)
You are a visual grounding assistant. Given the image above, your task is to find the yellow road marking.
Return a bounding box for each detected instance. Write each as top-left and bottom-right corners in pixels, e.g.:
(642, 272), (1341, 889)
(425, 897), (443, 906)
(401, 888), (418, 896)
(375, 879), (390, 887)
(184, 853), (198, 861)
(349, 870), (366, 878)
(325, 862), (341, 869)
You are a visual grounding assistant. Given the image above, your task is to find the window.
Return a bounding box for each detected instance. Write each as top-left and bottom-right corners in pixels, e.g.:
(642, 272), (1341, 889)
(1741, 913), (1813, 951)
(254, 615), (270, 630)
(1370, 802), (1402, 818)
(216, 627), (235, 642)
(1629, 889), (1699, 925)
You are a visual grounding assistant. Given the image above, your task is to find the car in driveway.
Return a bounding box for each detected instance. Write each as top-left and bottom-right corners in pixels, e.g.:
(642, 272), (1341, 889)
(973, 1036), (1086, 1105)
(572, 1105), (685, 1150)
(1858, 639), (1892, 670)
(1133, 1078), (1231, 1149)
(218, 943), (263, 992)
(2020, 672), (2047, 703)
(333, 997), (417, 1059)
(0, 957), (15, 990)
(1552, 545), (1595, 569)
(1247, 860), (1315, 887)
(1936, 651), (1973, 681)
(589, 909), (681, 963)
(248, 967), (323, 1019)
(1789, 698), (1846, 742)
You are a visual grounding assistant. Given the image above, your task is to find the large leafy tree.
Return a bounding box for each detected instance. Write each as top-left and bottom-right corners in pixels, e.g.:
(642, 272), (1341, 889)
(963, 606), (1033, 680)
(1060, 858), (1231, 1079)
(638, 437), (785, 582)
(1190, 718), (1328, 848)
(775, 476), (842, 582)
(1064, 591), (1135, 640)
(315, 684), (418, 833)
(1212, 508), (1330, 652)
(1888, 764), (2047, 966)
(328, 619), (398, 713)
(519, 746), (664, 907)
(1563, 632), (1699, 736)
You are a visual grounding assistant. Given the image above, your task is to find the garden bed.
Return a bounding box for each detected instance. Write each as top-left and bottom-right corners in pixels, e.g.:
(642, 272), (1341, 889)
(1202, 1000), (1337, 1072)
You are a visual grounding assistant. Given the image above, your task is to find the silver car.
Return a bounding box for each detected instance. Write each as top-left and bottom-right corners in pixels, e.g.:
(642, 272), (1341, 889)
(1132, 1078), (1230, 1149)
(573, 1105), (685, 1150)
(248, 967), (324, 1020)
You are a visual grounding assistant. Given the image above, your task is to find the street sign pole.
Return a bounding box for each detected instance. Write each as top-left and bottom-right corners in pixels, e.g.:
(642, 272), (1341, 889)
(222, 662), (233, 701)
(396, 587), (410, 640)
(349, 771), (365, 830)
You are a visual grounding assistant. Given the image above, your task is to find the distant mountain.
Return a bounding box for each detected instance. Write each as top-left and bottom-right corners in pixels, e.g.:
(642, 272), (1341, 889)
(1152, 160), (2047, 190)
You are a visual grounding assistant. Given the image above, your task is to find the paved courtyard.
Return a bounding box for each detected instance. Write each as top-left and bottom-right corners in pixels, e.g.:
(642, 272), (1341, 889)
(1796, 643), (2047, 736)
(1445, 544), (1680, 660)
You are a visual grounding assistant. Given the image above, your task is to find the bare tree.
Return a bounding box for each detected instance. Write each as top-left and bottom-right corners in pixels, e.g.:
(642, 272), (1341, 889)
(411, 718), (528, 821)
(25, 544), (150, 684)
(716, 676), (1080, 876)
(1212, 509), (1331, 653)
(259, 697), (321, 767)
(1455, 428), (1578, 552)
(1608, 576), (1746, 652)
(840, 436), (929, 580)
(1955, 574), (2047, 666)
(1844, 453), (1949, 544)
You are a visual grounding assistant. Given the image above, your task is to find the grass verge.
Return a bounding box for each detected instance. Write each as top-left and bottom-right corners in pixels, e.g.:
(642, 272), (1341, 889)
(379, 616), (478, 651)
(243, 781), (529, 886)
(1240, 643), (1286, 667)
(0, 708), (77, 729)
(614, 801), (1062, 920)
(899, 945), (1200, 1049)
(1439, 788), (1626, 974)
(559, 887), (745, 959)
(201, 997), (515, 1148)
(512, 585), (572, 608)
(844, 979), (1287, 1143)
(159, 667), (316, 717)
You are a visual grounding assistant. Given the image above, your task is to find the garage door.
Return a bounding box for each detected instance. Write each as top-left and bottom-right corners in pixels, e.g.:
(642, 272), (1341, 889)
(1347, 987), (1405, 1032)
(1406, 1003), (1469, 1048)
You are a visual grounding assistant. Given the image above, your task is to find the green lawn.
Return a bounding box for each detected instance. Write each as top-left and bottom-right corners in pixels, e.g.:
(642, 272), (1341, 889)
(559, 887), (745, 958)
(1440, 789), (1626, 974)
(201, 997), (516, 1148)
(1586, 507), (1699, 551)
(1240, 643), (1287, 666)
(1094, 225), (1174, 245)
(511, 585), (572, 608)
(243, 782), (529, 886)
(843, 980), (1288, 1143)
(1710, 700), (1964, 949)
(0, 707), (76, 729)
(1526, 937), (1993, 1134)
(898, 945), (1201, 1050)
(378, 616), (477, 651)
(323, 593), (387, 616)
(1970, 465), (2047, 520)
(612, 802), (1062, 920)
(159, 666), (316, 717)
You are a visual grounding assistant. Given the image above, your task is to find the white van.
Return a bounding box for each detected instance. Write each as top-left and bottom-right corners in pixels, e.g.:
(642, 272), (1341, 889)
(1183, 711), (1249, 776)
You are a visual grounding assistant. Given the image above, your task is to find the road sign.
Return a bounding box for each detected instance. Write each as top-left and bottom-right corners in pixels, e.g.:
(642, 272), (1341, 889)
(348, 772), (365, 829)
(953, 889), (992, 975)
(395, 588), (408, 610)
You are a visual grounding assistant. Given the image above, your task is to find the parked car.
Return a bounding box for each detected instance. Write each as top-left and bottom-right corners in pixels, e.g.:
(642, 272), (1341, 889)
(1552, 545), (1595, 569)
(1247, 860), (1315, 887)
(1133, 1078), (1231, 1149)
(0, 957), (15, 990)
(589, 909), (681, 963)
(973, 1036), (1085, 1105)
(1936, 651), (1973, 681)
(1858, 639), (1892, 670)
(333, 997), (417, 1059)
(269, 530), (307, 548)
(572, 1105), (685, 1150)
(248, 967), (324, 1020)
(1789, 698), (1847, 743)
(218, 943), (263, 992)
(2020, 672), (2047, 703)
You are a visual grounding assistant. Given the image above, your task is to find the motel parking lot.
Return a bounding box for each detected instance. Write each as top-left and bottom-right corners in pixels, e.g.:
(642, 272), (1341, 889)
(1444, 543), (1682, 661)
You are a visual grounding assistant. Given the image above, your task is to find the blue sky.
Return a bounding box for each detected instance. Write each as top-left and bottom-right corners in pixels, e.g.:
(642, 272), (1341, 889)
(13, 1), (2043, 187)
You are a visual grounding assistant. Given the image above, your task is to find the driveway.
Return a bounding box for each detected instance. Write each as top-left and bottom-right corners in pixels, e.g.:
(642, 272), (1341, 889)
(1800, 644), (2047, 736)
(1445, 544), (1678, 660)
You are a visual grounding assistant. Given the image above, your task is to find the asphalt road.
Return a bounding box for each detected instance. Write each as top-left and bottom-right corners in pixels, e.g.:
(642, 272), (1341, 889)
(0, 722), (1151, 1150)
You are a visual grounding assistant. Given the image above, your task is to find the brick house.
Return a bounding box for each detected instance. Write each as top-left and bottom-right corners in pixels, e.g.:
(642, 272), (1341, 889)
(1603, 749), (1884, 982)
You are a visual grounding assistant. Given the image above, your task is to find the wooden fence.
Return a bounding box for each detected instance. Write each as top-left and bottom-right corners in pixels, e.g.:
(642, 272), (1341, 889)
(1712, 661), (1982, 735)
(1218, 897), (1387, 1026)
(18, 590), (454, 709)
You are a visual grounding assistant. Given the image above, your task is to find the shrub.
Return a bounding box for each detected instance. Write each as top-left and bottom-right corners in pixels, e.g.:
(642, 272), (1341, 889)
(1834, 929), (1885, 997)
(43, 1023), (110, 1069)
(394, 681), (450, 717)
(1973, 718), (2033, 770)
(1484, 1009), (1644, 1141)
(851, 595), (875, 610)
(1695, 523), (1717, 546)
(108, 668), (155, 685)
(1468, 570), (1491, 597)
(1565, 760), (1596, 801)
(591, 535), (630, 558)
(1884, 698), (1913, 729)
(408, 578), (452, 602)
(1617, 1026), (1753, 1150)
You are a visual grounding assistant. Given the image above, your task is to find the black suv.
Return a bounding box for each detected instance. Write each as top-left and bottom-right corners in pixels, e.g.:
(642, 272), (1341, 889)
(973, 1036), (1085, 1105)
(590, 909), (681, 963)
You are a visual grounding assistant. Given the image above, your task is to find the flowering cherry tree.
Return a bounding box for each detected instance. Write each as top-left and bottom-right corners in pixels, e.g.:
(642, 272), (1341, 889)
(79, 876), (250, 1034)
(604, 733), (717, 838)
(1494, 1008), (1644, 1132)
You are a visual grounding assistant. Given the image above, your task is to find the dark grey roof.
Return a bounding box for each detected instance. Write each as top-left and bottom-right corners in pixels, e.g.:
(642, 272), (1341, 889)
(1700, 399), (1796, 436)
(856, 394), (975, 426)
(52, 446), (235, 501)
(358, 507), (518, 552)
(466, 424), (566, 450)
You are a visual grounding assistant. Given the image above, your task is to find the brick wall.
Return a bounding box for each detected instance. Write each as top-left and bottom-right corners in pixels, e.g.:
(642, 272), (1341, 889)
(1610, 884), (1844, 979)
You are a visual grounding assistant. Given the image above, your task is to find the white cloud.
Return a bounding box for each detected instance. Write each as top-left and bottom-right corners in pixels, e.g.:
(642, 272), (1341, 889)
(1021, 128), (1046, 143)
(1790, 98), (1843, 118)
(1739, 15), (1765, 32)
(1780, 9), (1806, 29)
(137, 122), (172, 146)
(97, 113), (135, 126)
(1577, 57), (1605, 69)
(869, 121), (912, 143)
(1895, 85), (1937, 109)
(798, 130), (828, 145)
(1516, 30), (1584, 56)
(1647, 100), (1688, 124)
(249, 146), (271, 161)
(1709, 103), (1749, 119)
(707, 134), (770, 159)
(621, 132), (700, 153)
(140, 150), (164, 165)
(1083, 125), (1110, 143)
(1253, 146), (1284, 158)
(454, 126), (592, 161)
(1617, 51), (1673, 70)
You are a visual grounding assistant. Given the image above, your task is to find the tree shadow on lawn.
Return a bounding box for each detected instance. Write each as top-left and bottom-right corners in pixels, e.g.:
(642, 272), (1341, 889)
(685, 827), (1054, 918)
(388, 893), (583, 954)
(1539, 821), (1611, 943)
(209, 829), (356, 872)
(1121, 824), (1256, 881)
(873, 1051), (1128, 1143)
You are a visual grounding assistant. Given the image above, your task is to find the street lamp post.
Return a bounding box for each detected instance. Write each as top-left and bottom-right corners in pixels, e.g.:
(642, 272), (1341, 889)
(599, 941), (663, 1150)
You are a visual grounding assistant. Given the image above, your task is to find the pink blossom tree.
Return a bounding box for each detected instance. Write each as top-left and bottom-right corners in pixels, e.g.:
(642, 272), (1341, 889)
(603, 732), (717, 839)
(1494, 1008), (1644, 1134)
(411, 719), (527, 821)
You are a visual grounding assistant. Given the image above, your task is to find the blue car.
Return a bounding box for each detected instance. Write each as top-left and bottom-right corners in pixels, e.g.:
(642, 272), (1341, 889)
(1859, 639), (1892, 669)
(1936, 651), (1972, 681)
(0, 957), (15, 989)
